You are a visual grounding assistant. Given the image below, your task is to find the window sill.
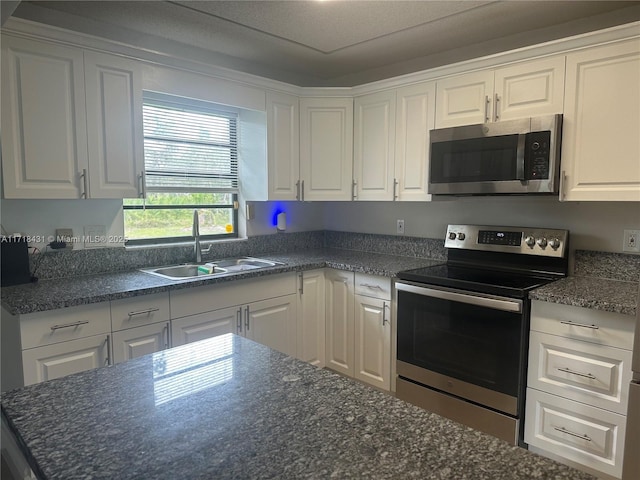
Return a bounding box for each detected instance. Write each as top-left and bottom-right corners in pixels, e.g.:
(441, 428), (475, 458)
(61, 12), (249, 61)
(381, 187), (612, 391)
(124, 236), (248, 251)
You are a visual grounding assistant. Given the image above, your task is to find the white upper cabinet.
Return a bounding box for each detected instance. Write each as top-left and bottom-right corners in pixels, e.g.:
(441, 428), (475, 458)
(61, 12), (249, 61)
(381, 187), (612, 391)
(436, 70), (494, 128)
(265, 91), (300, 201)
(300, 97), (354, 201)
(84, 51), (144, 198)
(435, 56), (565, 128)
(1, 36), (89, 199)
(494, 56), (565, 122)
(354, 82), (436, 202)
(353, 90), (396, 201)
(394, 81), (436, 201)
(561, 38), (640, 201)
(1, 35), (143, 199)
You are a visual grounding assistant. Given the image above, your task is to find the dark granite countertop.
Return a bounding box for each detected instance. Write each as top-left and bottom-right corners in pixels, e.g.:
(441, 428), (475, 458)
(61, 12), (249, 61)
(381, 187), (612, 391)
(1, 334), (595, 480)
(529, 276), (638, 316)
(1, 249), (443, 315)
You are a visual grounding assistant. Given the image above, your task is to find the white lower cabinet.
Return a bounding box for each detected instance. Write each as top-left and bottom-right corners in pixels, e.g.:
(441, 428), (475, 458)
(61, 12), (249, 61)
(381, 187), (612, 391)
(325, 269), (393, 390)
(170, 273), (298, 357)
(354, 294), (391, 390)
(244, 295), (297, 357)
(111, 322), (170, 364)
(22, 334), (111, 386)
(325, 269), (356, 376)
(297, 269), (326, 367)
(525, 300), (636, 479)
(171, 308), (238, 347)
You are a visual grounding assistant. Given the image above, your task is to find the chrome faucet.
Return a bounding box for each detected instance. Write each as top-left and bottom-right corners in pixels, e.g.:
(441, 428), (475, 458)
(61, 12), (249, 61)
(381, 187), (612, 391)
(192, 210), (211, 263)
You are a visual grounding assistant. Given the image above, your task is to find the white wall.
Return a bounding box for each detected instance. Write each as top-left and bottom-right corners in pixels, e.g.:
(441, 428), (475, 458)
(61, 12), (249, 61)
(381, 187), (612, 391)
(0, 199), (124, 250)
(321, 197), (640, 254)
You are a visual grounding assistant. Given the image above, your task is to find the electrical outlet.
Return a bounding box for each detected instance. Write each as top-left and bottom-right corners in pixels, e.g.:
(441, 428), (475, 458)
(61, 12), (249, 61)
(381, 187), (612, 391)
(623, 230), (640, 253)
(397, 219), (405, 235)
(84, 225), (107, 248)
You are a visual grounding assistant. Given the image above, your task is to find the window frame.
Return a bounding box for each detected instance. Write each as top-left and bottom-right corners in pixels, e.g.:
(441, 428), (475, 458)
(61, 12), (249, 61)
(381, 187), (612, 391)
(123, 92), (240, 246)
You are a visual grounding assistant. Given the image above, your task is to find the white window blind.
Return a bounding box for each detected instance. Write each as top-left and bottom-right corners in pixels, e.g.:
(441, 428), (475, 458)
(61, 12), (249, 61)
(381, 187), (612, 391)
(142, 94), (238, 193)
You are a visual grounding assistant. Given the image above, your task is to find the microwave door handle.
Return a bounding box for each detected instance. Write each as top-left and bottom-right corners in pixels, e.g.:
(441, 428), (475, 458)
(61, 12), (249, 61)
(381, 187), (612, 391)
(516, 133), (527, 181)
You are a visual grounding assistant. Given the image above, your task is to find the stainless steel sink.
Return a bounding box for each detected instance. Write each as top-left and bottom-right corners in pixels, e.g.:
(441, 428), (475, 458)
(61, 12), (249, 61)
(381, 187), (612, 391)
(140, 257), (283, 280)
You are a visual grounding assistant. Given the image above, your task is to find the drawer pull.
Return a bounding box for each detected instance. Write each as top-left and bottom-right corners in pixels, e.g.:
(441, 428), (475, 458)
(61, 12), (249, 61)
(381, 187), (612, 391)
(557, 367), (597, 380)
(560, 320), (599, 330)
(360, 283), (383, 290)
(50, 320), (89, 331)
(554, 426), (592, 442)
(128, 307), (160, 317)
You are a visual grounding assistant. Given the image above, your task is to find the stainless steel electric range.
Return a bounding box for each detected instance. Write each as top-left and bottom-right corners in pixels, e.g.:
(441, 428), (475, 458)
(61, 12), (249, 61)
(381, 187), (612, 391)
(395, 224), (569, 446)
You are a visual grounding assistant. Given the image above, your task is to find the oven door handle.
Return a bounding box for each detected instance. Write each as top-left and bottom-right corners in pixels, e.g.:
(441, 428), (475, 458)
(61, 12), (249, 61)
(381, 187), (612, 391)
(396, 281), (522, 313)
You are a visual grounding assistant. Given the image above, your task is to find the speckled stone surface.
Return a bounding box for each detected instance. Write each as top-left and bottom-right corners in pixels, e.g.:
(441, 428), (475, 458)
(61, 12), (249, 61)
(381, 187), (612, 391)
(529, 276), (638, 316)
(1, 335), (595, 480)
(574, 250), (640, 282)
(1, 249), (444, 315)
(529, 249), (639, 316)
(325, 230), (447, 260)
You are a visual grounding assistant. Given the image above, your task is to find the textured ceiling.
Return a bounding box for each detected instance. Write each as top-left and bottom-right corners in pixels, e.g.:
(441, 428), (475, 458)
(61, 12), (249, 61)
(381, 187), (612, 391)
(9, 1), (640, 86)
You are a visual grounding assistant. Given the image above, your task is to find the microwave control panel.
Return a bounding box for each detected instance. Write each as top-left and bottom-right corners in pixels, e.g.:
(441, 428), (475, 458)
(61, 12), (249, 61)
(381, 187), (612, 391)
(525, 131), (551, 180)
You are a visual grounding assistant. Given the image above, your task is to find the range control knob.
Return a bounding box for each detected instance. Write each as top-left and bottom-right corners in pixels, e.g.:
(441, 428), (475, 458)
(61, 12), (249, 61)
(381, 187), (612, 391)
(524, 236), (536, 248)
(531, 141), (541, 151)
(448, 232), (457, 240)
(457, 232), (466, 240)
(548, 238), (561, 250)
(536, 237), (548, 248)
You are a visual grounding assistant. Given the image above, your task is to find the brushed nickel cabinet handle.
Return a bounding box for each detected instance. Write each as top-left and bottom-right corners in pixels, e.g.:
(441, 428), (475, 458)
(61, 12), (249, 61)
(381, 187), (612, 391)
(393, 178), (399, 200)
(299, 272), (304, 295)
(560, 320), (599, 330)
(162, 323), (170, 349)
(554, 426), (592, 442)
(80, 169), (88, 198)
(382, 301), (388, 326)
(244, 306), (250, 331)
(236, 308), (242, 334)
(127, 307), (160, 318)
(352, 179), (357, 200)
(104, 335), (111, 366)
(557, 367), (596, 380)
(494, 93), (500, 121)
(295, 180), (300, 201)
(50, 320), (89, 331)
(484, 96), (490, 122)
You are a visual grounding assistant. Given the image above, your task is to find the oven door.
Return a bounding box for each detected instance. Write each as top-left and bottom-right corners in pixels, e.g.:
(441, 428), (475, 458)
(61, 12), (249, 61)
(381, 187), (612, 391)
(396, 281), (525, 415)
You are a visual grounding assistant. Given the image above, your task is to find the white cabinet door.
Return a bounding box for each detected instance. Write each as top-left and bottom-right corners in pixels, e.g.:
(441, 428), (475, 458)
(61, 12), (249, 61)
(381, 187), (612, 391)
(436, 57), (565, 128)
(1, 35), (88, 198)
(325, 270), (355, 376)
(245, 294), (297, 357)
(266, 91), (300, 201)
(300, 97), (354, 200)
(435, 71), (494, 128)
(561, 39), (640, 201)
(394, 81), (436, 201)
(353, 91), (396, 201)
(22, 334), (110, 386)
(171, 307), (238, 347)
(354, 294), (391, 390)
(297, 269), (326, 367)
(494, 56), (565, 122)
(112, 322), (170, 364)
(84, 51), (144, 198)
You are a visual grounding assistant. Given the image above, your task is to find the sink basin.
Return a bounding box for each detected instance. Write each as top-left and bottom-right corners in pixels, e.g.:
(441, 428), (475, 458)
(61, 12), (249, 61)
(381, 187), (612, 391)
(140, 257), (283, 280)
(141, 264), (229, 280)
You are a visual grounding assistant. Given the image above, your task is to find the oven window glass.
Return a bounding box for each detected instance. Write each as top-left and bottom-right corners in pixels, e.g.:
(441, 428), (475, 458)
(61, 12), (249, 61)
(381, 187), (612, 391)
(430, 134), (519, 183)
(397, 289), (522, 396)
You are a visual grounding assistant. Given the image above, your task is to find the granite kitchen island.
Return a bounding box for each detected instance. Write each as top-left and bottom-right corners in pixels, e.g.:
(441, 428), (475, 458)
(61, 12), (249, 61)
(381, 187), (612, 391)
(2, 334), (595, 480)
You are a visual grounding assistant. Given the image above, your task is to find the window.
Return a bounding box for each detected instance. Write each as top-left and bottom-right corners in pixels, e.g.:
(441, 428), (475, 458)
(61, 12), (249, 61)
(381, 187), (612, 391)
(124, 93), (239, 245)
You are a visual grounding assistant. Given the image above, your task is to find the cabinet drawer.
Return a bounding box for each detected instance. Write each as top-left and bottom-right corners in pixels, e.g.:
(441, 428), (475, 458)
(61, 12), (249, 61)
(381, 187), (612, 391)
(531, 300), (635, 350)
(525, 388), (626, 479)
(111, 292), (170, 331)
(355, 273), (391, 300)
(22, 334), (111, 386)
(20, 303), (111, 349)
(170, 273), (296, 319)
(528, 331), (632, 415)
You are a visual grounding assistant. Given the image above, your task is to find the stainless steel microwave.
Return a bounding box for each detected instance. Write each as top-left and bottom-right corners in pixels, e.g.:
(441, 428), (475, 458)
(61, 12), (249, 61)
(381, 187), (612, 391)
(428, 114), (562, 195)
